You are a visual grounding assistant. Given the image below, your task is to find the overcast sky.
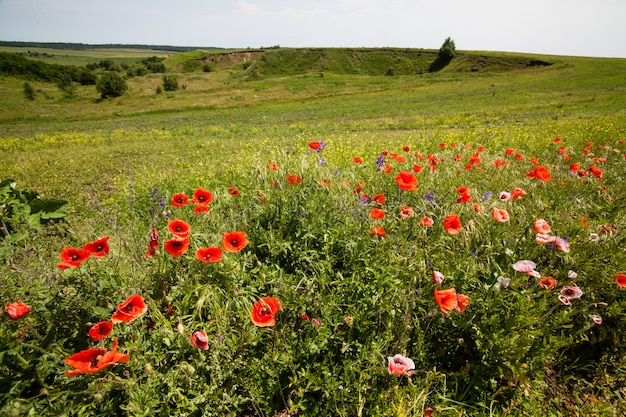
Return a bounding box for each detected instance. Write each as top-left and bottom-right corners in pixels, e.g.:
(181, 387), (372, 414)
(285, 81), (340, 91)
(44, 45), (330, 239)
(1, 0), (625, 57)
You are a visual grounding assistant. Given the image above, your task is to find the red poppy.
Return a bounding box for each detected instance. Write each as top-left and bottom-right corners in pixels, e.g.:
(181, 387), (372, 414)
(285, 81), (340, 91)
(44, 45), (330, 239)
(456, 294), (469, 313)
(196, 247), (223, 263)
(372, 194), (386, 205)
(250, 296), (282, 327)
(88, 321), (113, 341)
(434, 288), (458, 315)
(267, 162), (278, 170)
(164, 237), (190, 257)
(456, 187), (471, 203)
(194, 204), (209, 215)
(369, 208), (385, 219)
(353, 157), (363, 164)
(146, 228), (159, 259)
(400, 206), (414, 219)
(83, 236), (110, 258)
(64, 338), (130, 377)
(167, 219), (191, 239)
(538, 277), (557, 290)
(443, 214), (462, 235)
(190, 331), (209, 350)
(111, 294), (148, 324)
(615, 273), (626, 288)
(510, 187), (526, 200)
(58, 247), (91, 269)
(171, 193), (189, 207)
(419, 216), (434, 227)
(222, 231), (249, 253)
(587, 165), (604, 180)
(491, 208), (510, 223)
(395, 171), (417, 191)
(4, 301), (30, 320)
(286, 173), (302, 185)
(533, 219), (551, 234)
(191, 188), (213, 206)
(526, 166), (551, 182)
(369, 226), (387, 237)
(413, 164), (423, 173)
(227, 186), (240, 196)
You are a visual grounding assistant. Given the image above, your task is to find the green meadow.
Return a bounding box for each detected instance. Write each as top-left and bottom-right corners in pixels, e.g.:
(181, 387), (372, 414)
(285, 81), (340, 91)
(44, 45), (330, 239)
(1, 46), (625, 416)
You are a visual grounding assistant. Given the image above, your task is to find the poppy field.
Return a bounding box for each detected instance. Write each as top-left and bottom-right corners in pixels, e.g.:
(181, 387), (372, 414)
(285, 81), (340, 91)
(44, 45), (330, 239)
(1, 51), (626, 416)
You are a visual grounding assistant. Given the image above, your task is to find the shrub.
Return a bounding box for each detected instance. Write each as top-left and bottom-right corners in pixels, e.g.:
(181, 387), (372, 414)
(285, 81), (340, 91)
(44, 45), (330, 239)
(439, 37), (457, 61)
(96, 72), (128, 98)
(162, 74), (179, 92)
(22, 82), (35, 100)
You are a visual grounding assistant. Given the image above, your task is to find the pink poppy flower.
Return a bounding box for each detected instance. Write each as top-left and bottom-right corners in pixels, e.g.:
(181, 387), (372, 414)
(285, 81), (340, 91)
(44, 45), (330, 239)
(491, 208), (510, 223)
(536, 234), (557, 245)
(498, 191), (511, 201)
(419, 216), (434, 227)
(533, 219), (551, 234)
(399, 206), (414, 219)
(553, 236), (570, 253)
(432, 271), (445, 284)
(560, 285), (583, 300)
(387, 354), (415, 376)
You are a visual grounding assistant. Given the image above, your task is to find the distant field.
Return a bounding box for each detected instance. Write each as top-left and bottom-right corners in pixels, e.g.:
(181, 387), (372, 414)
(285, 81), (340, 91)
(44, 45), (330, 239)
(0, 46), (175, 66)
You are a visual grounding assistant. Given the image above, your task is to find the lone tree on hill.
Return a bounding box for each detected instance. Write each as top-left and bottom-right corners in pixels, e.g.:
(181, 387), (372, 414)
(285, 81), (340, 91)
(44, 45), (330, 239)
(439, 37), (456, 61)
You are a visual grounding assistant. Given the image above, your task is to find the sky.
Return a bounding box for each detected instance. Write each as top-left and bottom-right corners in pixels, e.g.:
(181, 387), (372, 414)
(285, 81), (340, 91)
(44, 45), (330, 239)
(1, 0), (625, 58)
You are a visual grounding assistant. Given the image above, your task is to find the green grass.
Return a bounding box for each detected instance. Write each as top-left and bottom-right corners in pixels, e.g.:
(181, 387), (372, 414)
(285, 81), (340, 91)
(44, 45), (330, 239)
(1, 47), (626, 416)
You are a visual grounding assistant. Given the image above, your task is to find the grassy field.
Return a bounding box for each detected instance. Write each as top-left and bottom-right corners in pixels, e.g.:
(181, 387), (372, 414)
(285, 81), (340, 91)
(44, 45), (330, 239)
(1, 46), (626, 416)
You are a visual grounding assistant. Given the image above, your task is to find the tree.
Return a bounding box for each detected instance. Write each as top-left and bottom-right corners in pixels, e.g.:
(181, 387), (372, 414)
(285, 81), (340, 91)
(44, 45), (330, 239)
(56, 73), (76, 98)
(96, 72), (128, 99)
(439, 37), (456, 61)
(162, 75), (178, 92)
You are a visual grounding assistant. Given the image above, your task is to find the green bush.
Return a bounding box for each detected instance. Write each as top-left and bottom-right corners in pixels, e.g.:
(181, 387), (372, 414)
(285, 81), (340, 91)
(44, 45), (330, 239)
(96, 72), (128, 98)
(162, 74), (179, 92)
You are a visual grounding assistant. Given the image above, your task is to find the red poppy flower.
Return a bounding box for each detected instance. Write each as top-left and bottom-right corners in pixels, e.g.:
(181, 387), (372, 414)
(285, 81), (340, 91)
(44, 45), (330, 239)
(191, 188), (213, 206)
(171, 193), (188, 207)
(111, 294), (148, 324)
(526, 166), (551, 182)
(402, 145), (410, 152)
(190, 331), (209, 350)
(456, 294), (469, 313)
(372, 194), (386, 205)
(505, 148), (515, 155)
(533, 219), (551, 234)
(193, 204), (209, 215)
(353, 157), (363, 164)
(587, 165), (604, 180)
(286, 173), (302, 185)
(413, 164), (423, 173)
(434, 288), (458, 315)
(308, 141), (321, 150)
(491, 208), (510, 223)
(88, 321), (113, 341)
(250, 296), (282, 327)
(387, 354), (415, 376)
(146, 228), (159, 259)
(369, 208), (385, 219)
(167, 219), (191, 239)
(4, 301), (30, 320)
(369, 226), (387, 237)
(400, 206), (414, 219)
(395, 171), (418, 191)
(164, 237), (190, 257)
(196, 247), (223, 263)
(456, 187), (471, 203)
(83, 236), (110, 258)
(227, 186), (240, 196)
(539, 277), (557, 290)
(222, 231), (249, 253)
(267, 162), (278, 170)
(58, 247), (91, 269)
(615, 273), (626, 288)
(419, 216), (434, 227)
(510, 187), (526, 200)
(443, 214), (462, 235)
(64, 338), (130, 377)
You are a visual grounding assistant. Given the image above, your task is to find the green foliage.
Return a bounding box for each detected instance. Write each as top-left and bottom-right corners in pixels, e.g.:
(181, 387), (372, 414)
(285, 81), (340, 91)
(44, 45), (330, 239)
(162, 74), (179, 92)
(0, 179), (69, 258)
(439, 37), (457, 61)
(0, 52), (97, 84)
(96, 72), (128, 98)
(22, 81), (35, 101)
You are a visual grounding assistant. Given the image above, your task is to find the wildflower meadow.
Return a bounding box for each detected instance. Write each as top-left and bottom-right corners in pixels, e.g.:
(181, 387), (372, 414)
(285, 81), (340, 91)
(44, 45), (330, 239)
(1, 49), (626, 416)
